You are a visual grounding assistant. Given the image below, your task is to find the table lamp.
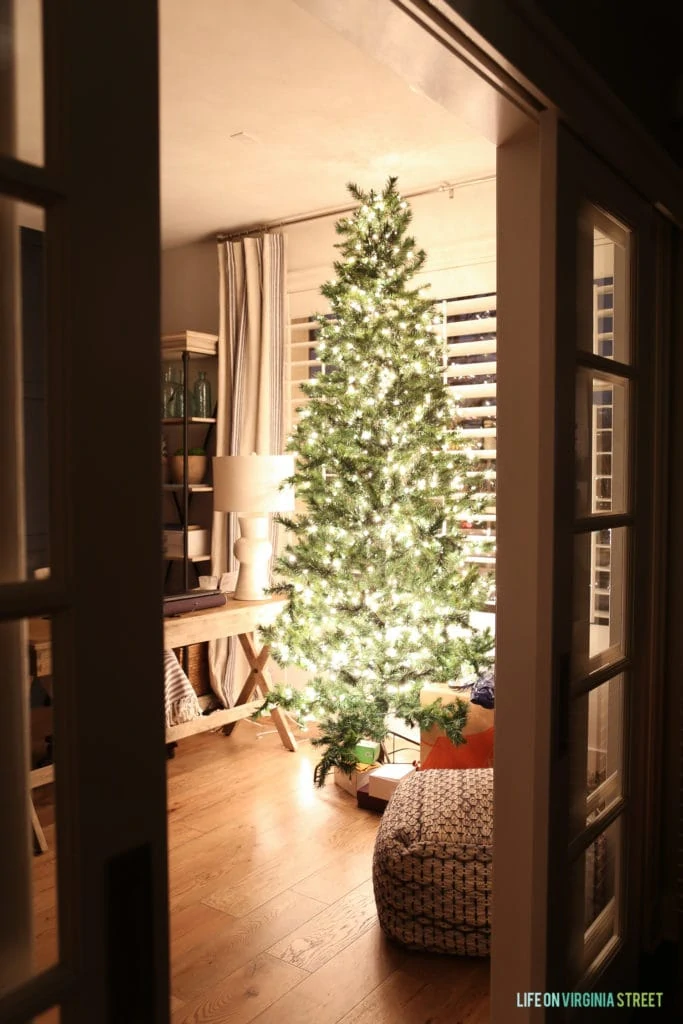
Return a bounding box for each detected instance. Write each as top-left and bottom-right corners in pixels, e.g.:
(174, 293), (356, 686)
(212, 454), (295, 601)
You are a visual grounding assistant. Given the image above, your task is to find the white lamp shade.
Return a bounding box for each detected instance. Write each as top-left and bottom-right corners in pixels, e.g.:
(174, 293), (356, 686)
(213, 454), (295, 515)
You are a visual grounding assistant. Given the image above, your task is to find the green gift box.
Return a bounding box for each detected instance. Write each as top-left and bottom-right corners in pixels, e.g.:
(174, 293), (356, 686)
(354, 740), (380, 764)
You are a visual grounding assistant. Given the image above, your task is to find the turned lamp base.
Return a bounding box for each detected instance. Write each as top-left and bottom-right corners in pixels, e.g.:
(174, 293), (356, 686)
(233, 515), (272, 601)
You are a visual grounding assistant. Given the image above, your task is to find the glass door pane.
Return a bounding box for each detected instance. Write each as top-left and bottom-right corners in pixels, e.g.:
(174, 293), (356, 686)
(583, 817), (621, 971)
(0, 200), (51, 586)
(569, 672), (625, 834)
(578, 208), (631, 364)
(575, 372), (629, 518)
(569, 199), (635, 984)
(572, 527), (628, 677)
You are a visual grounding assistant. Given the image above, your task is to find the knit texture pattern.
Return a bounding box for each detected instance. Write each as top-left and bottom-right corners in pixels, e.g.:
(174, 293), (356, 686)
(373, 768), (493, 956)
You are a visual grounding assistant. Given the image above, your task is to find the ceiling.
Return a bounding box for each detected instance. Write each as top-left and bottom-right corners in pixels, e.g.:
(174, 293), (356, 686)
(159, 0), (496, 248)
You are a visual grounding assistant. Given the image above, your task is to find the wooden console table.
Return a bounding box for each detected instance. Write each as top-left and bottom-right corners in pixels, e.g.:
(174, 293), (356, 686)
(163, 594), (297, 751)
(27, 594), (296, 852)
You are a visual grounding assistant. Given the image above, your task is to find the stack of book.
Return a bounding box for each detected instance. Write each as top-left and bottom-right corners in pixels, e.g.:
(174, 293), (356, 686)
(163, 590), (226, 617)
(163, 524), (209, 559)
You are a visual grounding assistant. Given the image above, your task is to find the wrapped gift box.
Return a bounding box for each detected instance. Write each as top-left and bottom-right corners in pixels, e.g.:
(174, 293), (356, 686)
(334, 762), (379, 795)
(354, 739), (381, 764)
(356, 779), (388, 812)
(419, 683), (495, 769)
(367, 763), (416, 801)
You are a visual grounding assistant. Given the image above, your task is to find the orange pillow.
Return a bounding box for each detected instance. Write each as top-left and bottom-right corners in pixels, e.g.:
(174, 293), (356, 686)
(420, 726), (494, 770)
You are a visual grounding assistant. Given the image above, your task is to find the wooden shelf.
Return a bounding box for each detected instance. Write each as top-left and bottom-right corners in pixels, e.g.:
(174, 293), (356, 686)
(163, 484), (213, 492)
(165, 699), (264, 743)
(163, 331), (217, 594)
(162, 417), (216, 425)
(165, 553), (211, 562)
(162, 331), (218, 357)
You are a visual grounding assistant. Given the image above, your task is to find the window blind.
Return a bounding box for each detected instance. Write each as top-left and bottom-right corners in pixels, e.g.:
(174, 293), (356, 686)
(438, 292), (497, 585)
(591, 275), (615, 627)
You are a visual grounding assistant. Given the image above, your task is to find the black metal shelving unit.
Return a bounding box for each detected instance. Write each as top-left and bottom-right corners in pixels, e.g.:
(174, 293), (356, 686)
(161, 331), (219, 595)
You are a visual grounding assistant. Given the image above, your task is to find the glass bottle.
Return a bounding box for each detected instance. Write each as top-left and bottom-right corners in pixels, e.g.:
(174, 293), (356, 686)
(173, 367), (185, 418)
(193, 371), (212, 419)
(161, 366), (175, 418)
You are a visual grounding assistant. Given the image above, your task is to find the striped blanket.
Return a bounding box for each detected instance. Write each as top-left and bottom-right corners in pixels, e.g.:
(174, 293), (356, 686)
(164, 650), (202, 728)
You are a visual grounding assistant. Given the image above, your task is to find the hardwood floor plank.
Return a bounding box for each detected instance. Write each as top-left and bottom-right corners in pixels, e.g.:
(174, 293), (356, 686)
(396, 948), (490, 988)
(32, 836), (58, 973)
(435, 993), (490, 1023)
(292, 848), (373, 905)
(202, 841), (330, 918)
(249, 924), (405, 1024)
(172, 953), (307, 1024)
(416, 973), (490, 1024)
(168, 819), (204, 851)
(174, 889), (325, 1002)
(32, 729), (489, 1024)
(171, 903), (237, 963)
(267, 879), (377, 974)
(168, 801), (351, 914)
(337, 970), (427, 1024)
(339, 961), (490, 1024)
(169, 809), (353, 917)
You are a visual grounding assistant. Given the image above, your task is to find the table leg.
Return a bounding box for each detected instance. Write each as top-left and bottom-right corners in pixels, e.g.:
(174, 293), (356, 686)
(222, 633), (297, 752)
(29, 763), (55, 854)
(31, 800), (48, 855)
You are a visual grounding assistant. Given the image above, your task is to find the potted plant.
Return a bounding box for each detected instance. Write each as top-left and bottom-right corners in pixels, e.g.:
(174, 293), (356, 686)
(170, 447), (207, 485)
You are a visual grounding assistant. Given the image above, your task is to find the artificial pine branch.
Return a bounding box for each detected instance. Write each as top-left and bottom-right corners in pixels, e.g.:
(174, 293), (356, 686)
(257, 177), (495, 785)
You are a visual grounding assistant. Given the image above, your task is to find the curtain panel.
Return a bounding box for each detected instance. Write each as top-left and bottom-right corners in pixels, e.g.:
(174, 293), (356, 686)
(209, 232), (286, 706)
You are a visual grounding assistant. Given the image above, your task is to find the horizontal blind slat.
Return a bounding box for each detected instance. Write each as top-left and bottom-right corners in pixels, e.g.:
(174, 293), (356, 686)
(448, 382), (497, 398)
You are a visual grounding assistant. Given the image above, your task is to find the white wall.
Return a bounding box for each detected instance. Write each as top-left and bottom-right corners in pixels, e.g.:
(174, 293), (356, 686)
(286, 178), (496, 319)
(161, 240), (219, 335)
(160, 178), (496, 331)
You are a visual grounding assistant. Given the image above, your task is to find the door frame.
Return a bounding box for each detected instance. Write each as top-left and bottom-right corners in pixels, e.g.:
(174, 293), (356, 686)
(0, 1), (169, 1022)
(2, 1), (680, 1021)
(495, 113), (673, 1024)
(428, 0), (683, 226)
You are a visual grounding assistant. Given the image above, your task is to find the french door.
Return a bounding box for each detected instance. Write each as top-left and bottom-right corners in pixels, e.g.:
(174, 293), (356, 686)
(547, 123), (660, 1003)
(0, 2), (168, 1022)
(494, 114), (666, 1021)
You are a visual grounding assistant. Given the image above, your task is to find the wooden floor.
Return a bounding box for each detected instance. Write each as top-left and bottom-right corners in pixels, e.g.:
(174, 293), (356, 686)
(32, 719), (490, 1023)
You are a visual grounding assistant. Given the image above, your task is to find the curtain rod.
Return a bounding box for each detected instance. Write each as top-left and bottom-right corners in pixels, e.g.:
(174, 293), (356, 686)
(215, 175), (495, 243)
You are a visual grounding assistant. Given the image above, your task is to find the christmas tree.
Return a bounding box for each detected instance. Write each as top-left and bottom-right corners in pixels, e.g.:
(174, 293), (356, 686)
(260, 177), (494, 785)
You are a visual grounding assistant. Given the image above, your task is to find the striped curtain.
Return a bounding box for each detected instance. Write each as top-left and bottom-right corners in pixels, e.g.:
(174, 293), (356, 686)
(209, 233), (286, 706)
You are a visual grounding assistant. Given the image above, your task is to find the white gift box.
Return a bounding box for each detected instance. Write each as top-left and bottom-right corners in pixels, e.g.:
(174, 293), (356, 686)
(367, 763), (416, 801)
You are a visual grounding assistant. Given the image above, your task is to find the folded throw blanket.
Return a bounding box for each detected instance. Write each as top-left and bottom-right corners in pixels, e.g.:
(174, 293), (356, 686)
(470, 671), (495, 710)
(164, 650), (202, 728)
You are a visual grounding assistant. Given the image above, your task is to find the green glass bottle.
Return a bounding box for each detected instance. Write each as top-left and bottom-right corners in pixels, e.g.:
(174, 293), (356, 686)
(161, 366), (175, 418)
(193, 371), (212, 418)
(173, 367), (185, 418)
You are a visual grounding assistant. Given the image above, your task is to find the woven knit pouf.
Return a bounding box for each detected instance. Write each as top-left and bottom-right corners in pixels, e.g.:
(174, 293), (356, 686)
(372, 768), (493, 956)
